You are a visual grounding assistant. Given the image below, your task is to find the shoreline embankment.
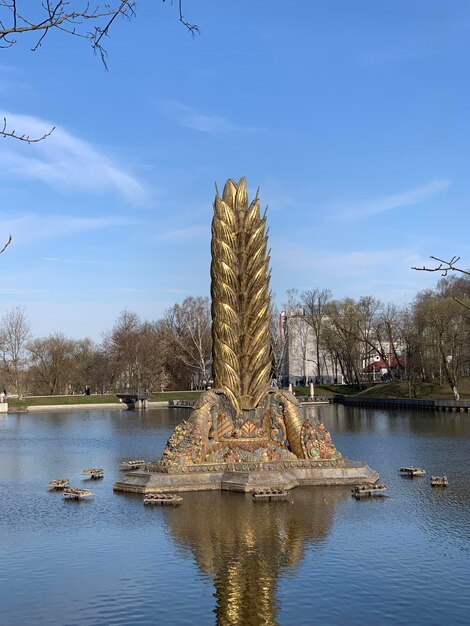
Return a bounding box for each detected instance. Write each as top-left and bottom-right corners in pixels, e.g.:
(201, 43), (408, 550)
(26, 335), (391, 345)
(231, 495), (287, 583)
(7, 401), (169, 413)
(6, 396), (470, 414)
(335, 395), (470, 412)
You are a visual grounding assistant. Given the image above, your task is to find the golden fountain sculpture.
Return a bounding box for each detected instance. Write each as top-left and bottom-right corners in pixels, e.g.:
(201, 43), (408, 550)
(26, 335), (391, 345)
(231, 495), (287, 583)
(114, 178), (378, 494)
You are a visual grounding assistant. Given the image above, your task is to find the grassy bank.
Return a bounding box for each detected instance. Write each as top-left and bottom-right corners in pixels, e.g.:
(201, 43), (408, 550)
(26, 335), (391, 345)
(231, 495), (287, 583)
(8, 394), (121, 409)
(355, 380), (470, 400)
(292, 384), (360, 398)
(10, 381), (470, 409)
(7, 390), (203, 409)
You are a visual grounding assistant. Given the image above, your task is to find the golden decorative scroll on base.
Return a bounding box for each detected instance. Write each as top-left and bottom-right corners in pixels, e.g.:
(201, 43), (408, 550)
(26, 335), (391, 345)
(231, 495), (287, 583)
(158, 389), (342, 467)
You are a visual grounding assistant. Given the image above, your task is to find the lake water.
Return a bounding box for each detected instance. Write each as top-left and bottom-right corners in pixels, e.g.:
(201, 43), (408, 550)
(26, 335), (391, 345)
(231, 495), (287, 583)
(0, 404), (469, 626)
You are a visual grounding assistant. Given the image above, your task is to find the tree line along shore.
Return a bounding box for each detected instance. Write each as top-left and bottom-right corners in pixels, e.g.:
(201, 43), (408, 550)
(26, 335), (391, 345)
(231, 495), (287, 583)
(6, 380), (470, 411)
(1, 273), (470, 404)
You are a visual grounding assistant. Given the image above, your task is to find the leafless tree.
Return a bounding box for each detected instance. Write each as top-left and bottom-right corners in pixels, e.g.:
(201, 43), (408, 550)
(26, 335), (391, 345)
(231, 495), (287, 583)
(324, 298), (364, 388)
(69, 337), (99, 393)
(269, 301), (287, 384)
(102, 309), (143, 389)
(27, 333), (77, 394)
(137, 320), (170, 391)
(413, 295), (470, 401)
(0, 306), (31, 396)
(165, 296), (211, 388)
(102, 310), (171, 392)
(397, 306), (423, 397)
(353, 297), (404, 380)
(301, 288), (332, 381)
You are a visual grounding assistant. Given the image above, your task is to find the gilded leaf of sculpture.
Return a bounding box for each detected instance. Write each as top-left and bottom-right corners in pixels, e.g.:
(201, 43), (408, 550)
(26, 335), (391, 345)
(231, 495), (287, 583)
(211, 177), (272, 413)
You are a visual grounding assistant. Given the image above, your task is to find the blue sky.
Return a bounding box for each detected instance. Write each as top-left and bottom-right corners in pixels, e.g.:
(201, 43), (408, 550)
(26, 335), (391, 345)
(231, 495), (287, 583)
(1, 0), (469, 339)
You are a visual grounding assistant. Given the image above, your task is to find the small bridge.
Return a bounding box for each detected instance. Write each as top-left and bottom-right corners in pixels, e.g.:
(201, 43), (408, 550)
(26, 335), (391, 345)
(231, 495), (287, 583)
(298, 396), (332, 405)
(116, 391), (149, 410)
(168, 399), (196, 409)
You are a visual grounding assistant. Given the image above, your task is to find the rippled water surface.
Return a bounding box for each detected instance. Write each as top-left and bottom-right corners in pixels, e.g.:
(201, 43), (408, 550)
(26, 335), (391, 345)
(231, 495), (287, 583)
(1, 405), (469, 625)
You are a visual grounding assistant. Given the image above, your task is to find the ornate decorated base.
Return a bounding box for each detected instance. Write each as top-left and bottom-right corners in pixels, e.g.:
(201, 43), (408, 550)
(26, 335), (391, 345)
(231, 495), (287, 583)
(114, 389), (379, 495)
(113, 458), (379, 494)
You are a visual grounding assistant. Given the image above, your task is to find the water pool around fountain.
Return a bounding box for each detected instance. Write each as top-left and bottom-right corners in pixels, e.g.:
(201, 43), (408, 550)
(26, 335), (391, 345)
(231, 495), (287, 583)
(0, 404), (469, 625)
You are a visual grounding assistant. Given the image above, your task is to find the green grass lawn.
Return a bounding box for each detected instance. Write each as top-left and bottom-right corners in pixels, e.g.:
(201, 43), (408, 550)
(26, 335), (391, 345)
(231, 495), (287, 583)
(8, 391), (202, 408)
(287, 380), (470, 400)
(153, 387), (359, 401)
(291, 384), (360, 397)
(8, 394), (121, 408)
(11, 380), (469, 408)
(355, 379), (470, 400)
(8, 386), (354, 409)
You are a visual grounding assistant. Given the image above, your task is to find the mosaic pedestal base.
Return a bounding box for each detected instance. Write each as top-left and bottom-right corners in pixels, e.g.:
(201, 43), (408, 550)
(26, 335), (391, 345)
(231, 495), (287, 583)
(113, 459), (379, 494)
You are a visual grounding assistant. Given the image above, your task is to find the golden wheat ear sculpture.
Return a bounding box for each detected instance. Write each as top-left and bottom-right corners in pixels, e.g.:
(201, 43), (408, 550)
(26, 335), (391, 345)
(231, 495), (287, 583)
(211, 177), (272, 414)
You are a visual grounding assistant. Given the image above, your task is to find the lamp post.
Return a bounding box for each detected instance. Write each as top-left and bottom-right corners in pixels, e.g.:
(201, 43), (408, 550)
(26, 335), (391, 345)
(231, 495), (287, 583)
(307, 358), (318, 399)
(309, 381), (315, 400)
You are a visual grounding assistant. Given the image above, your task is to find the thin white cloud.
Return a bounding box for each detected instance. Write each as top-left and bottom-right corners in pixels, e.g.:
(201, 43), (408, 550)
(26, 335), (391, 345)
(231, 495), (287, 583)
(334, 179), (451, 220)
(1, 213), (138, 246)
(0, 64), (22, 73)
(87, 287), (194, 294)
(0, 113), (148, 204)
(161, 100), (260, 134)
(273, 245), (414, 278)
(42, 257), (100, 265)
(154, 225), (207, 241)
(271, 244), (434, 306)
(0, 68), (29, 95)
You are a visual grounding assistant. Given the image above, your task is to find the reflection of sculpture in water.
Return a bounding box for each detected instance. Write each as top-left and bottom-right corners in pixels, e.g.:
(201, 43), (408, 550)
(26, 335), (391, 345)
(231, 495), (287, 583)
(161, 178), (342, 468)
(165, 487), (348, 626)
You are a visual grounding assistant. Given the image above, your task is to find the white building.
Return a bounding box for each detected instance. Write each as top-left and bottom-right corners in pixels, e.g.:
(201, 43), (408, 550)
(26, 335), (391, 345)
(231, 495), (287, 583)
(280, 310), (342, 386)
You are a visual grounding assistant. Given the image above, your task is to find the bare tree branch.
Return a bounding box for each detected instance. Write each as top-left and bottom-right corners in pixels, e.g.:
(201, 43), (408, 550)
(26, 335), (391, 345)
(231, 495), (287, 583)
(412, 256), (470, 277)
(92, 0), (136, 69)
(2, 116), (55, 142)
(176, 0), (199, 35)
(0, 1), (137, 56)
(0, 234), (12, 254)
(0, 1), (199, 60)
(451, 296), (470, 317)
